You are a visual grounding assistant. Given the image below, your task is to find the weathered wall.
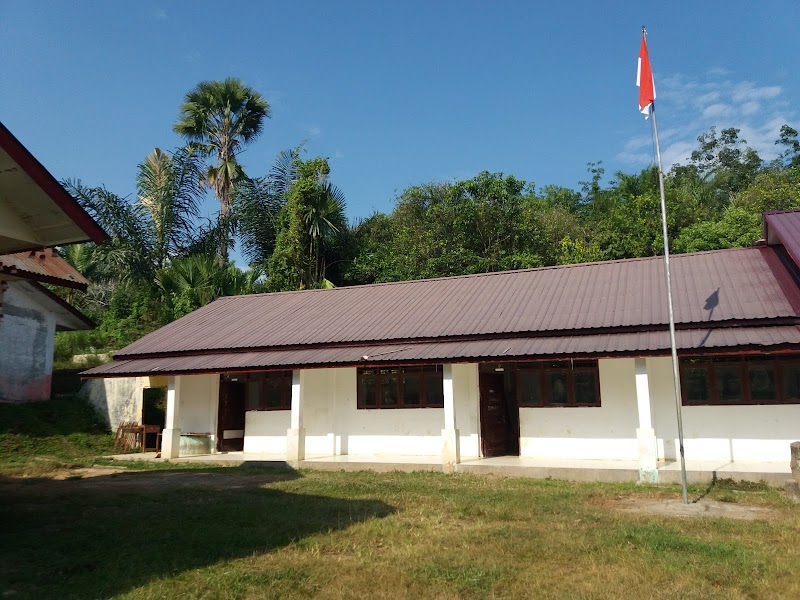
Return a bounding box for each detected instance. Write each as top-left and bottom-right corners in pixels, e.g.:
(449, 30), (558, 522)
(519, 358), (640, 460)
(0, 283), (55, 402)
(81, 375), (168, 431)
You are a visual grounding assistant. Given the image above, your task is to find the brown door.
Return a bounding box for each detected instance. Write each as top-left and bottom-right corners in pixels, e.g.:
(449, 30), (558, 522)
(217, 381), (246, 452)
(479, 372), (509, 457)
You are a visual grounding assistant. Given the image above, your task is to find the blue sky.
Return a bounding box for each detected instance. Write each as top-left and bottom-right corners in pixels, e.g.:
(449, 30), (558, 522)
(3, 1), (798, 261)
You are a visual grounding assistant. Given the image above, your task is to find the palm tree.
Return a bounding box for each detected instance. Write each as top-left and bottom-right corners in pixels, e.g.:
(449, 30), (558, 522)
(136, 147), (204, 269)
(173, 78), (271, 258)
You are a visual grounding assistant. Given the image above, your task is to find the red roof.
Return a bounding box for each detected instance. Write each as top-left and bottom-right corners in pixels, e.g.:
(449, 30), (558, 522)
(115, 246), (799, 359)
(0, 248), (90, 290)
(83, 326), (800, 377)
(764, 209), (800, 268)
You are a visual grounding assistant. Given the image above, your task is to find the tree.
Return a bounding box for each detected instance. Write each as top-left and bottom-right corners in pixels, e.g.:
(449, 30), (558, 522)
(173, 77), (270, 258)
(267, 157), (346, 290)
(136, 147), (204, 269)
(776, 124), (800, 168)
(235, 148), (301, 266)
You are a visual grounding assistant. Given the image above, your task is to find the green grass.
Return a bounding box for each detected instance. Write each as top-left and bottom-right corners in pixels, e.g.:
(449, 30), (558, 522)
(1, 397), (799, 599)
(0, 395), (114, 475)
(1, 468), (798, 600)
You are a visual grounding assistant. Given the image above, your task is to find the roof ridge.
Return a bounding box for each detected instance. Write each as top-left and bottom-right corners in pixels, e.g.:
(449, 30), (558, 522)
(216, 246), (759, 302)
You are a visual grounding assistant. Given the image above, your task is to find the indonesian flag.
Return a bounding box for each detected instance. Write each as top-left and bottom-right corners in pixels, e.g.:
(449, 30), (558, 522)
(637, 32), (656, 119)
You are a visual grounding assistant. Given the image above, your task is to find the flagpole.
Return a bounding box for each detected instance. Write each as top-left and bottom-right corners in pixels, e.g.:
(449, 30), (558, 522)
(645, 30), (689, 503)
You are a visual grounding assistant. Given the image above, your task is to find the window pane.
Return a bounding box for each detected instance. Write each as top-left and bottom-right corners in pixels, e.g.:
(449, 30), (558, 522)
(519, 371), (541, 405)
(360, 375), (377, 406)
(684, 367), (710, 403)
(265, 379), (282, 407)
(245, 381), (261, 410)
(783, 364), (800, 402)
(574, 371), (597, 405)
(749, 365), (776, 402)
(547, 372), (568, 405)
(381, 375), (398, 406)
(715, 365), (742, 403)
(403, 374), (420, 405)
(425, 373), (444, 407)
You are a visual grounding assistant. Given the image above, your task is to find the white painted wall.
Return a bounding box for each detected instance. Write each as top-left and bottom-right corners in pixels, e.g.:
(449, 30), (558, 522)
(648, 356), (800, 463)
(177, 374), (219, 441)
(243, 410), (290, 453)
(519, 358), (640, 460)
(453, 363), (480, 458)
(0, 283), (56, 402)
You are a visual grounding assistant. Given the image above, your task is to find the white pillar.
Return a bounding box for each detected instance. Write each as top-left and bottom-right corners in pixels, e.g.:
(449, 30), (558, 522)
(442, 364), (460, 472)
(286, 370), (305, 466)
(162, 375), (182, 459)
(635, 358), (659, 482)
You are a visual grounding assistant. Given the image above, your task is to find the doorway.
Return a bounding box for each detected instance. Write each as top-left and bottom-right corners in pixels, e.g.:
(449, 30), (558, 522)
(217, 380), (246, 452)
(479, 369), (519, 457)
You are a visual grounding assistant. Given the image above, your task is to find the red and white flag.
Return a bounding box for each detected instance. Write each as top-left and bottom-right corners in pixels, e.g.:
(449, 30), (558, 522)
(637, 32), (656, 119)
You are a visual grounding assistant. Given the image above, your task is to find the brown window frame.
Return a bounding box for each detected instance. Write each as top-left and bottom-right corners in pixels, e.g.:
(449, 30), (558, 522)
(357, 365), (444, 409)
(680, 355), (800, 406)
(515, 360), (601, 408)
(232, 371), (293, 411)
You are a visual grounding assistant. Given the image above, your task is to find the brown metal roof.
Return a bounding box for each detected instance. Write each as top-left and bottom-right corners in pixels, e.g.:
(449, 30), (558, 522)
(82, 325), (800, 377)
(0, 248), (90, 290)
(116, 245), (800, 359)
(765, 209), (800, 268)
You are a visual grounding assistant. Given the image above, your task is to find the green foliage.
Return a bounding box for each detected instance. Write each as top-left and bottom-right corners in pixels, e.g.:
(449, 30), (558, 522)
(673, 206), (762, 253)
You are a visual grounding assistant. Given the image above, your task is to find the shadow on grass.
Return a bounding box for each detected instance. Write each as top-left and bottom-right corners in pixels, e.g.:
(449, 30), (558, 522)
(0, 467), (395, 599)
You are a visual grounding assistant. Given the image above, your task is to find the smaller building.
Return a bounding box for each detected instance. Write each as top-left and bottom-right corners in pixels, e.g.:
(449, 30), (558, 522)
(0, 250), (95, 401)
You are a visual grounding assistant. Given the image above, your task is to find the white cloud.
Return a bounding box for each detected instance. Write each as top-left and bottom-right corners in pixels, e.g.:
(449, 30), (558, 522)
(618, 70), (796, 170)
(307, 125), (322, 138)
(154, 8), (168, 20)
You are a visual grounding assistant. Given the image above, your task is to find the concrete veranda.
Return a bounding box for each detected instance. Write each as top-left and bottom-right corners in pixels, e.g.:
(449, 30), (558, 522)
(106, 451), (792, 487)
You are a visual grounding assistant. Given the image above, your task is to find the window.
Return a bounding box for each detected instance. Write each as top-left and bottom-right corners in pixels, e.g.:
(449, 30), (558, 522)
(680, 355), (800, 405)
(231, 371), (292, 411)
(516, 360), (601, 407)
(357, 365), (444, 409)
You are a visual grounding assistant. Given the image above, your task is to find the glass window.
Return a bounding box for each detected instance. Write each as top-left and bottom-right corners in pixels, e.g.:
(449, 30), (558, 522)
(425, 372), (444, 407)
(265, 379), (282, 408)
(518, 371), (541, 406)
(547, 372), (568, 405)
(783, 364), (800, 403)
(748, 364), (776, 402)
(715, 365), (742, 403)
(574, 371), (597, 405)
(357, 365), (445, 409)
(403, 373), (420, 406)
(684, 367), (710, 403)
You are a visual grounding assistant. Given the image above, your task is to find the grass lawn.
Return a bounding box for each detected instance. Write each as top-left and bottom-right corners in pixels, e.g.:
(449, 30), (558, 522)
(1, 397), (799, 599)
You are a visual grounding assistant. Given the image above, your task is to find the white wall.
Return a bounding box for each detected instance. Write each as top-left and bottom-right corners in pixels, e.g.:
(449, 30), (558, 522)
(453, 363), (480, 458)
(0, 283), (56, 402)
(648, 356), (800, 463)
(519, 358), (640, 460)
(177, 374), (219, 440)
(243, 410), (290, 453)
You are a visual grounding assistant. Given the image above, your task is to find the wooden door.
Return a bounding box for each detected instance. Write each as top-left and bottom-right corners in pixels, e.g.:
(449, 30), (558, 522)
(217, 381), (246, 452)
(479, 372), (509, 457)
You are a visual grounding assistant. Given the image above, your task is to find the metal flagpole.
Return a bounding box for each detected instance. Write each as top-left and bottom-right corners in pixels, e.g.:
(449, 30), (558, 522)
(647, 65), (690, 504)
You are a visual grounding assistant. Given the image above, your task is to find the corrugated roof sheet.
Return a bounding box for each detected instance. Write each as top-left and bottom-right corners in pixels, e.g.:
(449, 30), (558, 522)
(0, 248), (89, 289)
(116, 245), (800, 358)
(765, 209), (800, 268)
(82, 325), (800, 377)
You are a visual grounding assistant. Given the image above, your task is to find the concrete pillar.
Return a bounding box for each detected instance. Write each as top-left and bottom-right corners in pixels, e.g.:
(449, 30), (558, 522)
(635, 358), (659, 483)
(162, 376), (182, 459)
(442, 364), (460, 472)
(286, 370), (305, 466)
(787, 442), (800, 503)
